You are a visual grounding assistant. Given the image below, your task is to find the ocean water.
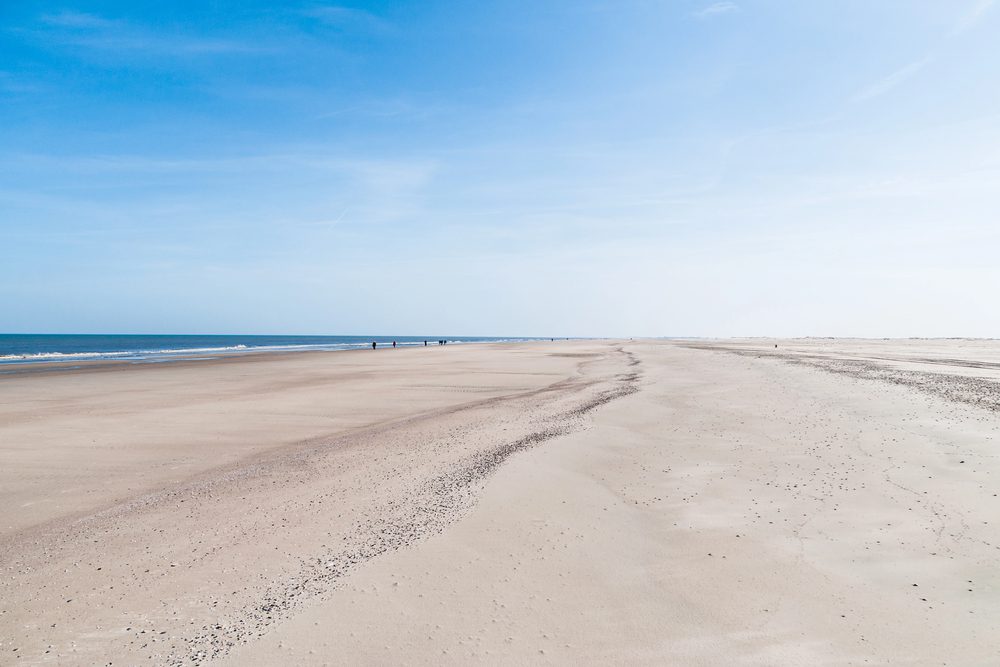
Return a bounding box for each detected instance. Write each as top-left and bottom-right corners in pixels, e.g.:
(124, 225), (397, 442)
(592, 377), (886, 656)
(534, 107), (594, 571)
(0, 334), (537, 365)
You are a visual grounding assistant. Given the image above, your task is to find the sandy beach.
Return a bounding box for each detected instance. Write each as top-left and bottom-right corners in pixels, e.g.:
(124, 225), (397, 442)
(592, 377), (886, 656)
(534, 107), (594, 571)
(2, 339), (1000, 665)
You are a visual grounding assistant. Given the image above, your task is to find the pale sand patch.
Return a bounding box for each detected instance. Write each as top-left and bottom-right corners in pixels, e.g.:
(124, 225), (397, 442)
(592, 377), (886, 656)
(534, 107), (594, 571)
(3, 340), (1000, 664)
(220, 341), (1000, 665)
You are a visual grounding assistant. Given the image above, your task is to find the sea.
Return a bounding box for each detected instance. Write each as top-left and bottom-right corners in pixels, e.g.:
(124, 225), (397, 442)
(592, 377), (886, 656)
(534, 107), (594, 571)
(0, 334), (541, 366)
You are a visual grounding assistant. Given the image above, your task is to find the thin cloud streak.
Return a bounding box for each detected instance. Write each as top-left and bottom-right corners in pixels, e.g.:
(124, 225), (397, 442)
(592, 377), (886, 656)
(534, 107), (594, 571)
(29, 11), (269, 56)
(951, 0), (996, 35)
(852, 0), (994, 105)
(65, 35), (265, 55)
(694, 2), (739, 19)
(39, 11), (117, 29)
(303, 5), (394, 33)
(852, 57), (931, 103)
(0, 152), (437, 179)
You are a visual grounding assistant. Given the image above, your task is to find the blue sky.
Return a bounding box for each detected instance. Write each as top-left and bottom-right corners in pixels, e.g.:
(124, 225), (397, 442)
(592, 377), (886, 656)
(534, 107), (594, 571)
(2, 1), (998, 336)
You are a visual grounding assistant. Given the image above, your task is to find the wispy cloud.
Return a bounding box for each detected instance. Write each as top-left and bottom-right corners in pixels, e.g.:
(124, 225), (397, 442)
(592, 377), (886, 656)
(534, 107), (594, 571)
(40, 11), (117, 29)
(315, 97), (446, 121)
(0, 71), (46, 95)
(31, 11), (267, 56)
(852, 57), (931, 103)
(852, 0), (994, 105)
(72, 34), (262, 55)
(694, 2), (739, 19)
(1, 151), (436, 178)
(303, 5), (393, 33)
(951, 0), (996, 35)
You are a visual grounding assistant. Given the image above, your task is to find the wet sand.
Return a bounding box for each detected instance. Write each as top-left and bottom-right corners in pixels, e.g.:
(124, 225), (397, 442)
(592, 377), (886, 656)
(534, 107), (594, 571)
(2, 340), (1000, 664)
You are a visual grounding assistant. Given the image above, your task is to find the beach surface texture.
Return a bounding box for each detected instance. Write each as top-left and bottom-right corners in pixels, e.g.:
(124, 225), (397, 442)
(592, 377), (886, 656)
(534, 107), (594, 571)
(2, 339), (1000, 664)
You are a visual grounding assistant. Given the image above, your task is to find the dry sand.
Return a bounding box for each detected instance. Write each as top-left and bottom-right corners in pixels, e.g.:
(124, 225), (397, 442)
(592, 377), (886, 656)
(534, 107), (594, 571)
(2, 339), (999, 664)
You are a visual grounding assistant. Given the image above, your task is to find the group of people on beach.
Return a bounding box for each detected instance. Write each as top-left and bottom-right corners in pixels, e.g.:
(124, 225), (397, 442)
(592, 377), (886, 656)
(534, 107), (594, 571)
(371, 340), (448, 350)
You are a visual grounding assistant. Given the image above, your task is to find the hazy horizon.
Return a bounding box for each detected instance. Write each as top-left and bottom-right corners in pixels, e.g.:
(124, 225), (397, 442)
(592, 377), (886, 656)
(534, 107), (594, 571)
(3, 331), (1000, 340)
(3, 1), (999, 338)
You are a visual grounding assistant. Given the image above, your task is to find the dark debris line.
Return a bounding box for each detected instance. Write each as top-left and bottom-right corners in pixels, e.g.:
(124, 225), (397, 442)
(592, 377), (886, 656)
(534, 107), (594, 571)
(685, 344), (1000, 414)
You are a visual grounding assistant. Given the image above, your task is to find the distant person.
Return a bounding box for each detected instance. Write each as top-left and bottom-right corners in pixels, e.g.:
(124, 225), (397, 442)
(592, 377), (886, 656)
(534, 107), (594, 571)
(392, 341), (397, 349)
(424, 340), (427, 347)
(372, 341), (376, 350)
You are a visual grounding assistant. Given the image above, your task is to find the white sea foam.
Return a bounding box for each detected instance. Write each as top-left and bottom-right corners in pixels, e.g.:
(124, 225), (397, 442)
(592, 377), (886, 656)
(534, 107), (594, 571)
(0, 344), (254, 362)
(0, 338), (545, 365)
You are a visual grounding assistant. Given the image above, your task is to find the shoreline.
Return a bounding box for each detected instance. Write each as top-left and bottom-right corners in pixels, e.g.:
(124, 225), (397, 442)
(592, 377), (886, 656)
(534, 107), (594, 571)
(0, 338), (573, 378)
